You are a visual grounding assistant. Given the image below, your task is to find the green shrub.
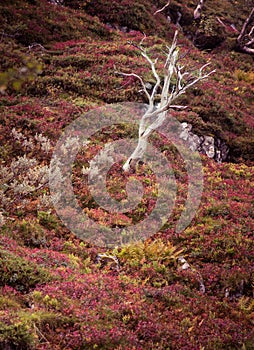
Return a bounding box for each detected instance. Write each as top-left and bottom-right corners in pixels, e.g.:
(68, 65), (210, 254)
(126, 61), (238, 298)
(0, 249), (51, 292)
(16, 219), (47, 248)
(234, 69), (254, 84)
(37, 211), (59, 230)
(0, 310), (73, 350)
(0, 321), (34, 350)
(115, 239), (183, 267)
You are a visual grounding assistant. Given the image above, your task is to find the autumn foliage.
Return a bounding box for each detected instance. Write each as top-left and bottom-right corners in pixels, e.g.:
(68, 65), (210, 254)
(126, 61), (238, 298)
(0, 0), (253, 349)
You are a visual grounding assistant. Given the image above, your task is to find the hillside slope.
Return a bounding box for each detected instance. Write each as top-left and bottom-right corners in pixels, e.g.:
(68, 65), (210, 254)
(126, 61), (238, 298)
(0, 1), (253, 349)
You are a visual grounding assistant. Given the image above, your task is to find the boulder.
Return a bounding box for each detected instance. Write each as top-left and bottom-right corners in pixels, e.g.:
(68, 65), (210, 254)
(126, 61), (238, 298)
(179, 122), (229, 162)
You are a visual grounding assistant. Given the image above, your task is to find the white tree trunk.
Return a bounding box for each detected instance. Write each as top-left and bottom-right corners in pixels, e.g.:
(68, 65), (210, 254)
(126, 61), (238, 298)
(116, 31), (215, 172)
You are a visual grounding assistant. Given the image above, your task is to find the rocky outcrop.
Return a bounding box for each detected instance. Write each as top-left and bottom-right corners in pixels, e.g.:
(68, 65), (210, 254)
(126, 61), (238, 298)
(180, 122), (229, 162)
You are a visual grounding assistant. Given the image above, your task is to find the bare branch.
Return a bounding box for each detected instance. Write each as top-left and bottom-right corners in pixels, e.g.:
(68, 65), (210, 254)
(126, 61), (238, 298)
(154, 1), (170, 15)
(115, 71), (151, 102)
(173, 64), (216, 98)
(245, 37), (254, 46)
(28, 43), (46, 52)
(160, 31), (179, 104)
(140, 52), (161, 107)
(249, 25), (254, 37)
(194, 0), (205, 20)
(125, 38), (162, 110)
(237, 7), (254, 55)
(238, 46), (254, 54)
(170, 105), (188, 109)
(237, 7), (254, 43)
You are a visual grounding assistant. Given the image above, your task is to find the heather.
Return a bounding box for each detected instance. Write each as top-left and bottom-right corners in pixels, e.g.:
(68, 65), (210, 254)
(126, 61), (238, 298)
(0, 0), (254, 349)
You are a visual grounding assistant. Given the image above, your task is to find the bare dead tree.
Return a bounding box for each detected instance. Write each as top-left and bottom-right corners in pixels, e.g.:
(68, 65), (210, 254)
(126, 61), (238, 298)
(116, 31), (215, 172)
(194, 0), (205, 20)
(237, 7), (254, 55)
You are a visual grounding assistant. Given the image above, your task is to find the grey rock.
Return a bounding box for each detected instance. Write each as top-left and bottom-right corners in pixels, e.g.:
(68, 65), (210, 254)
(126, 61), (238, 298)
(179, 122), (229, 162)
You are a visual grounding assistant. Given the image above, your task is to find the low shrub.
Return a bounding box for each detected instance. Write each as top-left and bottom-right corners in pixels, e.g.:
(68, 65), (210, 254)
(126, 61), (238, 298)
(0, 249), (51, 292)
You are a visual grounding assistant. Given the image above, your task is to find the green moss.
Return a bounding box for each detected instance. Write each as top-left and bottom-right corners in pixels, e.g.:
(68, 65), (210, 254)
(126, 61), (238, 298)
(16, 219), (47, 248)
(0, 249), (52, 292)
(0, 310), (73, 350)
(205, 204), (230, 218)
(0, 295), (21, 310)
(37, 211), (59, 230)
(0, 321), (34, 350)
